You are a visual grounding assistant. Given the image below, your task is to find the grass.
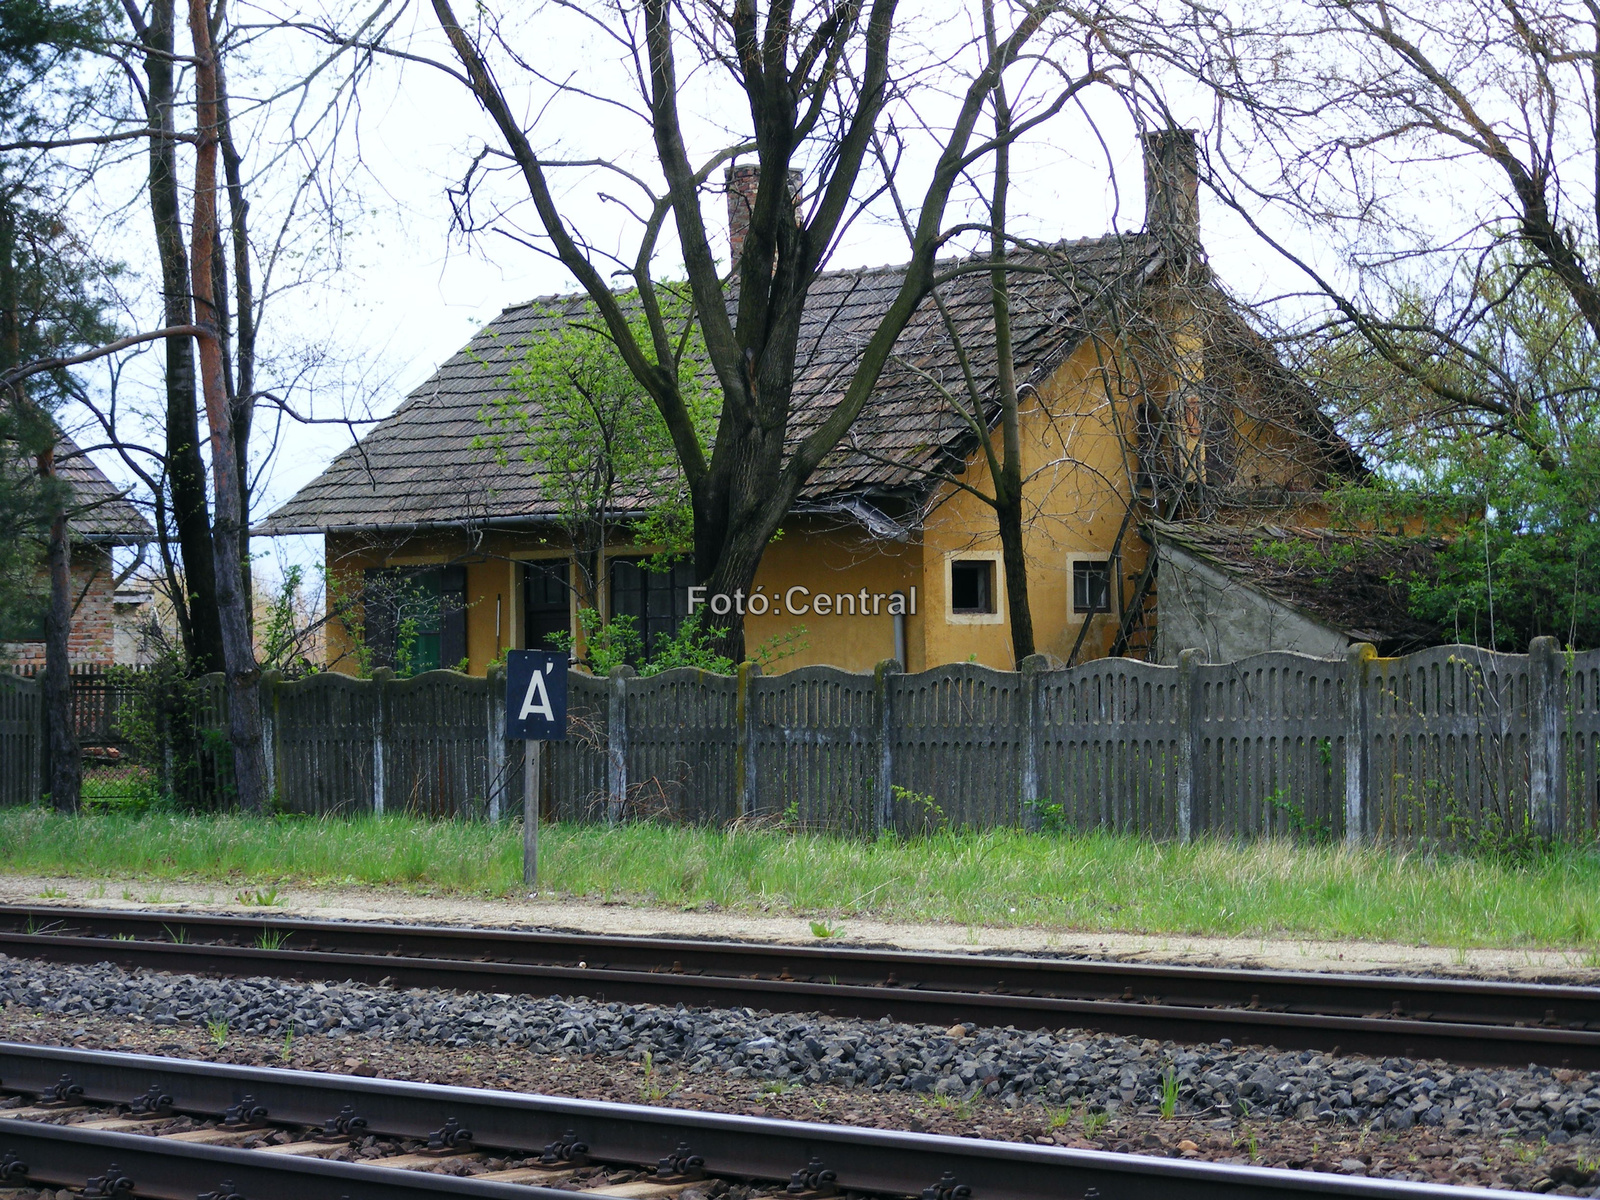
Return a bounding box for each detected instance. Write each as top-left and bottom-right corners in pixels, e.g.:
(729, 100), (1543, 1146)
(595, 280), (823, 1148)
(1160, 1069), (1180, 1119)
(3, 809), (1600, 949)
(637, 1051), (672, 1103)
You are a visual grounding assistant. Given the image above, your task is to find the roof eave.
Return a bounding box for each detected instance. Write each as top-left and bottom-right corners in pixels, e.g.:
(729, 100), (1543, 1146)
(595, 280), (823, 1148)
(253, 511), (572, 538)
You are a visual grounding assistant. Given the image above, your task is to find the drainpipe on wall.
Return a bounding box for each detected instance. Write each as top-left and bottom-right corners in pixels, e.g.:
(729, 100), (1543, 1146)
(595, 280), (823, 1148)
(892, 591), (906, 666)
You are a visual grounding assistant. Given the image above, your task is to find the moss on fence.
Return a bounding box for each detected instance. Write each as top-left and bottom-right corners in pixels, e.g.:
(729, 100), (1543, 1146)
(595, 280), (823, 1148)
(2, 809), (1599, 951)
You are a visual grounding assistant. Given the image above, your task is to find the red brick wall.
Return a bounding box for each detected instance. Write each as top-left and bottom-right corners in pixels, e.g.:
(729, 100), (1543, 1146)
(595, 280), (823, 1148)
(1, 545), (117, 667)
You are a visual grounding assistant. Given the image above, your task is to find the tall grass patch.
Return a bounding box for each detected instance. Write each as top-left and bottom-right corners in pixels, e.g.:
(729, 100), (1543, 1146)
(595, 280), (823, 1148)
(1, 810), (1597, 949)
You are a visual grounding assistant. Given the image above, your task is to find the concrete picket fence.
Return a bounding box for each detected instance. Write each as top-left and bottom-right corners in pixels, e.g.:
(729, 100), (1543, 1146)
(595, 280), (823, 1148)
(4, 638), (1599, 842)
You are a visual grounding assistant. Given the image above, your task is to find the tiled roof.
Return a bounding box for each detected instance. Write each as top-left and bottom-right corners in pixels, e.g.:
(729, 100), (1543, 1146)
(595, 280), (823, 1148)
(261, 235), (1167, 534)
(56, 435), (152, 543)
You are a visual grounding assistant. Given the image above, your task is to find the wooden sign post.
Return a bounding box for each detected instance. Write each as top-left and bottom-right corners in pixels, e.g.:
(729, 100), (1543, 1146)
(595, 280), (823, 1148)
(504, 650), (568, 887)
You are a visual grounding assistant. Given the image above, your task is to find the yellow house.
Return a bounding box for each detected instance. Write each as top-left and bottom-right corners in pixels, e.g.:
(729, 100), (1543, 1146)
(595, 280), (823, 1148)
(262, 132), (1361, 676)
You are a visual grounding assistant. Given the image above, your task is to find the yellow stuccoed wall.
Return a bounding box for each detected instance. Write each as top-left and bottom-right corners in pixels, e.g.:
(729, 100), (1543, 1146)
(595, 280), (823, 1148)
(915, 337), (1139, 670)
(320, 333), (1325, 676)
(326, 530), (571, 677)
(743, 521), (924, 672)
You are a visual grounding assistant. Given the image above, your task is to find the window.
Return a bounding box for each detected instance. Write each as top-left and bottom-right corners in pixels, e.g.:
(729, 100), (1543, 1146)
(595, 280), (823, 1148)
(608, 557), (696, 660)
(362, 566), (466, 674)
(524, 560), (571, 651)
(949, 559), (996, 614)
(1072, 559), (1112, 614)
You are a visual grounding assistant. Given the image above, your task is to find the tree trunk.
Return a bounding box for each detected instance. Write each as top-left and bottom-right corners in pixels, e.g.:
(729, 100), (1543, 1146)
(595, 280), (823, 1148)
(216, 56), (256, 624)
(0, 202), (77, 807)
(38, 445), (79, 812)
(985, 49), (1034, 667)
(430, 0), (1061, 666)
(996, 493), (1035, 664)
(189, 0), (267, 814)
(132, 0), (225, 674)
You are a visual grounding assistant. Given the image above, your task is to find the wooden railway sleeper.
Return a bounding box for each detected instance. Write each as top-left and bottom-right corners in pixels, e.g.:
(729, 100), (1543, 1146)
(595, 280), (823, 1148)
(0, 1106), (89, 1121)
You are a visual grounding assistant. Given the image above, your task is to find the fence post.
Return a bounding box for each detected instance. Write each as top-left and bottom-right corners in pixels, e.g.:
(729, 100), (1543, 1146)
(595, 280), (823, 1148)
(1528, 635), (1560, 841)
(606, 664), (634, 824)
(371, 667), (392, 815)
(259, 670), (281, 806)
(873, 658), (901, 836)
(736, 660), (762, 821)
(1019, 654), (1047, 830)
(486, 663), (507, 821)
(1344, 643), (1376, 844)
(1175, 648), (1204, 842)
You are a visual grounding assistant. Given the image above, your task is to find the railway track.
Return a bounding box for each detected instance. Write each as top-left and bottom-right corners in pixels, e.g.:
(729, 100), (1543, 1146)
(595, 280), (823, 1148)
(1, 905), (1597, 1070)
(0, 1042), (1532, 1199)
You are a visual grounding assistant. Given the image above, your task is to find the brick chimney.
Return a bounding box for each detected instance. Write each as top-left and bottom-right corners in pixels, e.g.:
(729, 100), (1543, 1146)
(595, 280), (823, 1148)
(725, 163), (803, 267)
(1142, 128), (1199, 249)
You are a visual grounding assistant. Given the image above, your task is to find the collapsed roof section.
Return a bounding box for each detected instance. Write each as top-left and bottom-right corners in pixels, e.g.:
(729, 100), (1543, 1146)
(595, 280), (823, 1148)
(1147, 519), (1440, 655)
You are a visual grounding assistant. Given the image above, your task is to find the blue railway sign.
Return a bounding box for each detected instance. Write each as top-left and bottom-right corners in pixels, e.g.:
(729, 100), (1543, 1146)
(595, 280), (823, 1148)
(505, 650), (568, 741)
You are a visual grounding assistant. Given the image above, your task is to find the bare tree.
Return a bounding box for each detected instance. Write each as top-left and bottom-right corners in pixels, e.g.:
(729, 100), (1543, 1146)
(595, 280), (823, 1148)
(1173, 0), (1600, 459)
(3, 0), (392, 809)
(123, 0), (229, 675)
(378, 0), (1113, 658)
(864, 1), (1123, 663)
(0, 182), (199, 812)
(186, 0), (267, 812)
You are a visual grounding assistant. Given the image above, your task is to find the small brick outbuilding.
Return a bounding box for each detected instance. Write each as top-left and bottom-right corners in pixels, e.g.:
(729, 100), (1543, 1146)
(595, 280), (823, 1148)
(2, 434), (153, 669)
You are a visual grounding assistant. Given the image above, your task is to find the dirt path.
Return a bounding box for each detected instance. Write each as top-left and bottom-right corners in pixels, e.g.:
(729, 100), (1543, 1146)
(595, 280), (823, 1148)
(3, 873), (1595, 981)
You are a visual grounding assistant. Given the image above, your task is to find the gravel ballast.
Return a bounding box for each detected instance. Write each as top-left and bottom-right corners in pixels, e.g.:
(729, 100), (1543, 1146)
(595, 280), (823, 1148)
(4, 954), (1600, 1194)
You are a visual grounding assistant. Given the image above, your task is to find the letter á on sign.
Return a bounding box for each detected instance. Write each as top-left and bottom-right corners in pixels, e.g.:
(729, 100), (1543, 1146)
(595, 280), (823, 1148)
(519, 664), (555, 723)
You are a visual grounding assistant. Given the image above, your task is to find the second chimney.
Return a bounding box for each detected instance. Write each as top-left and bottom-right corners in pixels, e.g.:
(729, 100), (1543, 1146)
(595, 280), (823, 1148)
(725, 163), (803, 267)
(1142, 128), (1199, 249)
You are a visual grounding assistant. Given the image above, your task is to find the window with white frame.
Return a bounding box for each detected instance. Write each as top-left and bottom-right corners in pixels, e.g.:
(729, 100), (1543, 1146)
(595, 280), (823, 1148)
(1071, 558), (1112, 615)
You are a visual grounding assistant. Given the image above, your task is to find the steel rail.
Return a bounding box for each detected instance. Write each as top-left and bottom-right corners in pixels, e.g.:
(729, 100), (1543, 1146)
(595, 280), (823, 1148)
(0, 1043), (1533, 1200)
(2, 907), (1598, 1069)
(5, 925), (1599, 1069)
(4, 905), (1593, 1029)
